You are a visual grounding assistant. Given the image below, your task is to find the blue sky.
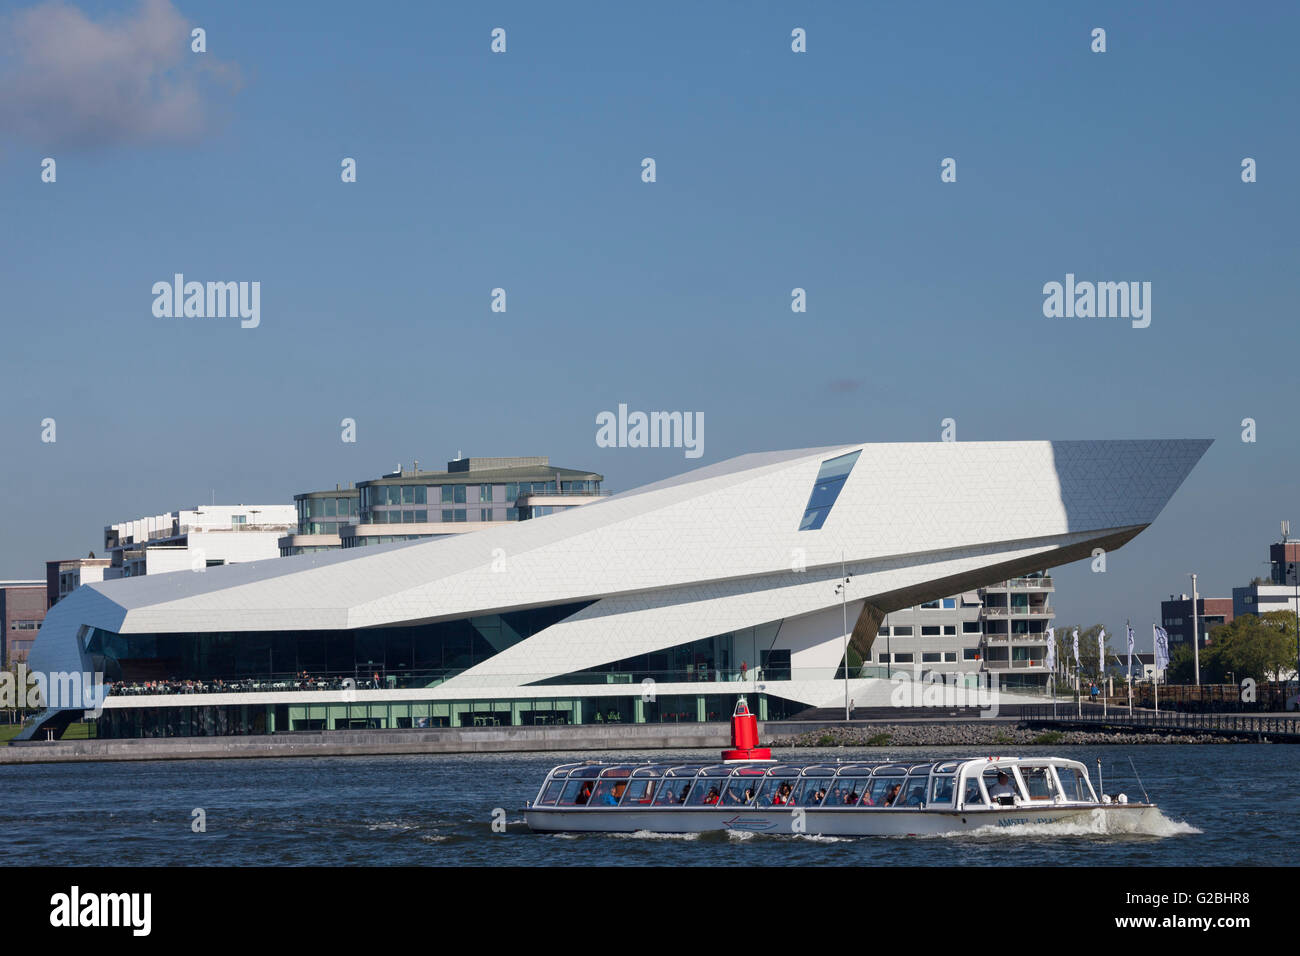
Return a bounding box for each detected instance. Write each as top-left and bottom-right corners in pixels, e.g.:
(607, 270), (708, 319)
(1, 1), (1297, 647)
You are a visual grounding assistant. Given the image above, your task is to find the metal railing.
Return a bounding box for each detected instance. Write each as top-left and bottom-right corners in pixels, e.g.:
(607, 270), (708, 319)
(1021, 707), (1300, 737)
(981, 607), (1054, 617)
(985, 577), (1054, 590)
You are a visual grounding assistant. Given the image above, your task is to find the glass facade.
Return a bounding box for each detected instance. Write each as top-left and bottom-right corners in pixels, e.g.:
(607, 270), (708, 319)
(536, 622), (783, 686)
(296, 494), (358, 535)
(94, 691), (804, 738)
(86, 601), (595, 686)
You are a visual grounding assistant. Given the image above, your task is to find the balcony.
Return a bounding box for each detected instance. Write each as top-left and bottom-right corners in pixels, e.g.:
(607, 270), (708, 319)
(983, 576), (1054, 592)
(981, 658), (1046, 671)
(981, 606), (1054, 618)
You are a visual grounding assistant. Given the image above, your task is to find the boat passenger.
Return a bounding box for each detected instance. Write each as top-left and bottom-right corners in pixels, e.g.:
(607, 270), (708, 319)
(576, 782), (593, 805)
(704, 787), (720, 805)
(883, 784), (902, 807)
(601, 782), (626, 806)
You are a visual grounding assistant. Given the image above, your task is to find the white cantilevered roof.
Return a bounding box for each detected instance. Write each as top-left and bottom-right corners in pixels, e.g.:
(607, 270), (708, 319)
(36, 439), (1211, 640)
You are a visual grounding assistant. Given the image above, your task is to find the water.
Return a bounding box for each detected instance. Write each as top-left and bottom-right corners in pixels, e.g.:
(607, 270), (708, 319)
(0, 744), (1292, 866)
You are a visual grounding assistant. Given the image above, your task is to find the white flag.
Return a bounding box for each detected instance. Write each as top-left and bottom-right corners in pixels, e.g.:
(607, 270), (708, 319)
(1126, 624), (1135, 679)
(1072, 628), (1080, 668)
(1044, 626), (1056, 672)
(1098, 628), (1106, 676)
(1153, 624), (1170, 674)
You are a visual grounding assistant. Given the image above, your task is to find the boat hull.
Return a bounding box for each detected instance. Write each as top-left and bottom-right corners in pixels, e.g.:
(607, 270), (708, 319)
(524, 803), (1161, 836)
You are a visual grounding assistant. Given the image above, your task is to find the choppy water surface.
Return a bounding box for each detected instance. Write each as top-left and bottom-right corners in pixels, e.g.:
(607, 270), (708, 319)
(0, 745), (1291, 866)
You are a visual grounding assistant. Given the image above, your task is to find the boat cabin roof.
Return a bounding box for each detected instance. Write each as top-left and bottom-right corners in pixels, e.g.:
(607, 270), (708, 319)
(540, 756), (1082, 782)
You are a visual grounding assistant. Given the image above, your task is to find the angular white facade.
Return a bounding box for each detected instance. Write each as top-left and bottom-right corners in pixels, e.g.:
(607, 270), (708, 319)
(28, 439), (1211, 733)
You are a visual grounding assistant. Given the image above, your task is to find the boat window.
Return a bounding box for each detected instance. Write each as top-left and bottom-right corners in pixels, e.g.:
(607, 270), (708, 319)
(720, 777), (760, 807)
(687, 782), (723, 807)
(654, 779), (693, 806)
(929, 775), (955, 807)
(935, 762), (961, 774)
(823, 779), (864, 806)
(898, 775), (928, 808)
(792, 777), (835, 807)
(1055, 766), (1093, 802)
(983, 766), (1021, 804)
(621, 779), (657, 805)
(755, 778), (796, 808)
(1020, 766), (1055, 801)
(538, 780), (566, 806)
(590, 779), (630, 807)
(559, 778), (596, 806)
(960, 776), (986, 807)
(573, 766), (604, 779)
(868, 780), (899, 806)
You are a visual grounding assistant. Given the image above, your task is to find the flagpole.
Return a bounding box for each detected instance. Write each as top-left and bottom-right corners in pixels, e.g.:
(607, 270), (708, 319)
(1126, 621), (1134, 715)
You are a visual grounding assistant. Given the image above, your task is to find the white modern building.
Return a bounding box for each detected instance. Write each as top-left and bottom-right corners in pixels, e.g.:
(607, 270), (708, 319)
(104, 505), (295, 578)
(26, 439), (1210, 739)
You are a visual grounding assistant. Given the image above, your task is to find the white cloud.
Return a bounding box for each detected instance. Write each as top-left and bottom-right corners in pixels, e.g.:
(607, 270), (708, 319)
(0, 0), (241, 149)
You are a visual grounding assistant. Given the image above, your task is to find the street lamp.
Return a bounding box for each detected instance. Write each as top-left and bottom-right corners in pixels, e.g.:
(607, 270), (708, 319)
(1190, 572), (1200, 687)
(834, 554), (852, 721)
(1286, 521), (1299, 697)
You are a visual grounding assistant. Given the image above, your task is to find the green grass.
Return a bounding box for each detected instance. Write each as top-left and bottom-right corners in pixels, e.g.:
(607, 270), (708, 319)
(0, 720), (97, 744)
(991, 730), (1014, 745)
(865, 732), (891, 747)
(1032, 730), (1065, 745)
(815, 733), (836, 747)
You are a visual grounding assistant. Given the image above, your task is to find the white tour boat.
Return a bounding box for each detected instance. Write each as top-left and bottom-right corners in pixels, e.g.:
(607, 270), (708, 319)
(523, 699), (1160, 836)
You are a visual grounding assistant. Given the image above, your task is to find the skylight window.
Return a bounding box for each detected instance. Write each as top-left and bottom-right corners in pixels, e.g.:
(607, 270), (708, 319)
(797, 450), (861, 530)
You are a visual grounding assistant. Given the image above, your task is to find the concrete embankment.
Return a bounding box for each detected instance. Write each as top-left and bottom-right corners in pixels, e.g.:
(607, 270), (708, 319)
(0, 722), (734, 764)
(0, 718), (1249, 764)
(769, 722), (1244, 748)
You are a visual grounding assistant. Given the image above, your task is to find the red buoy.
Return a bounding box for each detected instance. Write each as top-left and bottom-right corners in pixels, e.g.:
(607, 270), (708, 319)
(721, 697), (773, 762)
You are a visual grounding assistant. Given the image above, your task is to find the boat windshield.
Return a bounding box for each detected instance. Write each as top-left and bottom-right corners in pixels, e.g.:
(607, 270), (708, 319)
(1020, 766), (1056, 801)
(1055, 765), (1094, 801)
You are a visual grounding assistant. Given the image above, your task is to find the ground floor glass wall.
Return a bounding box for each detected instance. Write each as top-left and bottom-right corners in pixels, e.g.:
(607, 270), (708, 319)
(93, 693), (807, 738)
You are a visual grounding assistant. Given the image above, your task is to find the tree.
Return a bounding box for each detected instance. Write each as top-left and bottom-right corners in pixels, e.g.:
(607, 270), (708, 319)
(1169, 612), (1298, 683)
